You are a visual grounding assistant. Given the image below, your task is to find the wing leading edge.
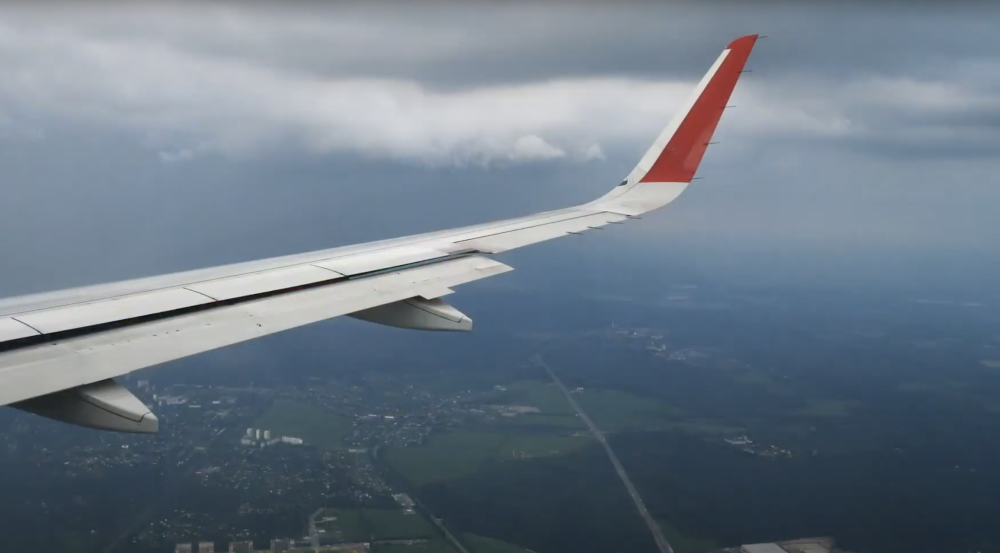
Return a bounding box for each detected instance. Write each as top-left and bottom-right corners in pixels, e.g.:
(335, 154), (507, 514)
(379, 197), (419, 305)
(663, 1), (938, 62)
(0, 35), (759, 431)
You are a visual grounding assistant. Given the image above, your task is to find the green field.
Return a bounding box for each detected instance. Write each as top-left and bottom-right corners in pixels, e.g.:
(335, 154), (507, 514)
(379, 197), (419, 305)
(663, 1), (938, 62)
(318, 508), (439, 542)
(573, 388), (685, 431)
(373, 540), (456, 553)
(387, 431), (504, 485)
(732, 370), (796, 396)
(253, 400), (355, 449)
(317, 508), (368, 543)
(386, 430), (593, 486)
(503, 433), (592, 459)
(501, 413), (583, 428)
(495, 381), (687, 431)
(463, 534), (535, 553)
(664, 420), (745, 437)
(658, 520), (719, 553)
(506, 380), (577, 415)
(363, 509), (437, 540)
(793, 398), (859, 418)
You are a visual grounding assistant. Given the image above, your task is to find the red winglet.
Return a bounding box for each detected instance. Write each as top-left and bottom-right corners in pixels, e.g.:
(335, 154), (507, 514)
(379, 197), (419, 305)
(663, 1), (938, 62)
(639, 34), (759, 183)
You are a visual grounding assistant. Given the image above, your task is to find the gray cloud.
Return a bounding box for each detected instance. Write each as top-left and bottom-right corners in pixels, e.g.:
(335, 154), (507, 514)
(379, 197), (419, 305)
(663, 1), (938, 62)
(2, 2), (999, 166)
(5, 2), (993, 85)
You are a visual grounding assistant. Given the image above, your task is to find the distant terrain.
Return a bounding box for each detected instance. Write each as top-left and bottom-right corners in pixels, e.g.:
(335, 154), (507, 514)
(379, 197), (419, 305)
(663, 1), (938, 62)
(1, 281), (999, 553)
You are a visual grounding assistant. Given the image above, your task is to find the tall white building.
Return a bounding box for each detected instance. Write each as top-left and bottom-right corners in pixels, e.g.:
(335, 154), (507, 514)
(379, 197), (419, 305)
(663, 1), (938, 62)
(255, 429), (261, 440)
(263, 430), (271, 440)
(246, 428), (253, 438)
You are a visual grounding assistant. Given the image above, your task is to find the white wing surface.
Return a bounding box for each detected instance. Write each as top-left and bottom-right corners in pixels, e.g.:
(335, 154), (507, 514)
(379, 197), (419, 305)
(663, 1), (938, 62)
(0, 35), (759, 432)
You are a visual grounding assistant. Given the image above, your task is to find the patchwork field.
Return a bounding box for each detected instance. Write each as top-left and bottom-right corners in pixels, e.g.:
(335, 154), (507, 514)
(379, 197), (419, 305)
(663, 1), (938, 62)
(318, 508), (438, 543)
(254, 400), (356, 449)
(657, 520), (719, 553)
(386, 430), (593, 486)
(316, 508), (368, 543)
(363, 508), (437, 540)
(573, 388), (686, 431)
(462, 534), (535, 553)
(372, 540), (457, 553)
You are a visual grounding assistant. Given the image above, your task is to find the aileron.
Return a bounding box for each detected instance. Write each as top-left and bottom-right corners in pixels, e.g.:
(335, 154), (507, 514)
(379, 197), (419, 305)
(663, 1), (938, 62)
(185, 264), (344, 301)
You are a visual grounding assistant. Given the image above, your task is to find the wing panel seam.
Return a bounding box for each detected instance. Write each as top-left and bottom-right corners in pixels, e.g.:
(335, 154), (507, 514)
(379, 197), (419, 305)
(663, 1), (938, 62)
(453, 211), (613, 242)
(183, 287), (220, 302)
(8, 317), (43, 336)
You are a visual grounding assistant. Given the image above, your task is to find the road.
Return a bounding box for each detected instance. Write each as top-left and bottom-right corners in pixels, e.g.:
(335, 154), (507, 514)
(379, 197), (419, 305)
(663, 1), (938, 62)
(534, 354), (675, 553)
(371, 446), (473, 553)
(308, 507), (323, 548)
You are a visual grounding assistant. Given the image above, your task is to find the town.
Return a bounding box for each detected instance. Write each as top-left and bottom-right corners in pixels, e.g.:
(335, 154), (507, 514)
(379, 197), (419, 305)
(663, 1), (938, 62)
(0, 367), (566, 553)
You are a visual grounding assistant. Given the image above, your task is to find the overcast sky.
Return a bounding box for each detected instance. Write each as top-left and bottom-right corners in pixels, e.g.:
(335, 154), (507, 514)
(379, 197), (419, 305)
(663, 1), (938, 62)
(1, 2), (998, 298)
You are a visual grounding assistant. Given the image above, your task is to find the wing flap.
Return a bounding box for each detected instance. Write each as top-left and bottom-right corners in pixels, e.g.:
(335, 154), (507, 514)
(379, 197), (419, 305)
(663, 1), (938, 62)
(313, 245), (449, 276)
(0, 256), (511, 406)
(14, 288), (215, 335)
(185, 264), (343, 301)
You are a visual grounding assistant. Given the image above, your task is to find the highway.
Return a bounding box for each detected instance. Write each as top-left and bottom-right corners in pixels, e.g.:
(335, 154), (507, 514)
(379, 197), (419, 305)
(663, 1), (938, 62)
(534, 354), (675, 553)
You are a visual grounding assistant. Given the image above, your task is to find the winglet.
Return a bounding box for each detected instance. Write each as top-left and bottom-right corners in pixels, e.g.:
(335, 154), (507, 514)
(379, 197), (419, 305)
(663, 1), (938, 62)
(631, 34), (759, 184)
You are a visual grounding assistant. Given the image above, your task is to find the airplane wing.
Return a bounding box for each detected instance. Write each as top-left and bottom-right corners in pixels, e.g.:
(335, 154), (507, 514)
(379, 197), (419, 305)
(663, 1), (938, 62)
(0, 35), (759, 433)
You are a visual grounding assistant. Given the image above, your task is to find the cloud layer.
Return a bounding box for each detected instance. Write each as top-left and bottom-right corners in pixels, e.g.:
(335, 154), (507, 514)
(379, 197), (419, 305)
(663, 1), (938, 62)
(1, 3), (999, 167)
